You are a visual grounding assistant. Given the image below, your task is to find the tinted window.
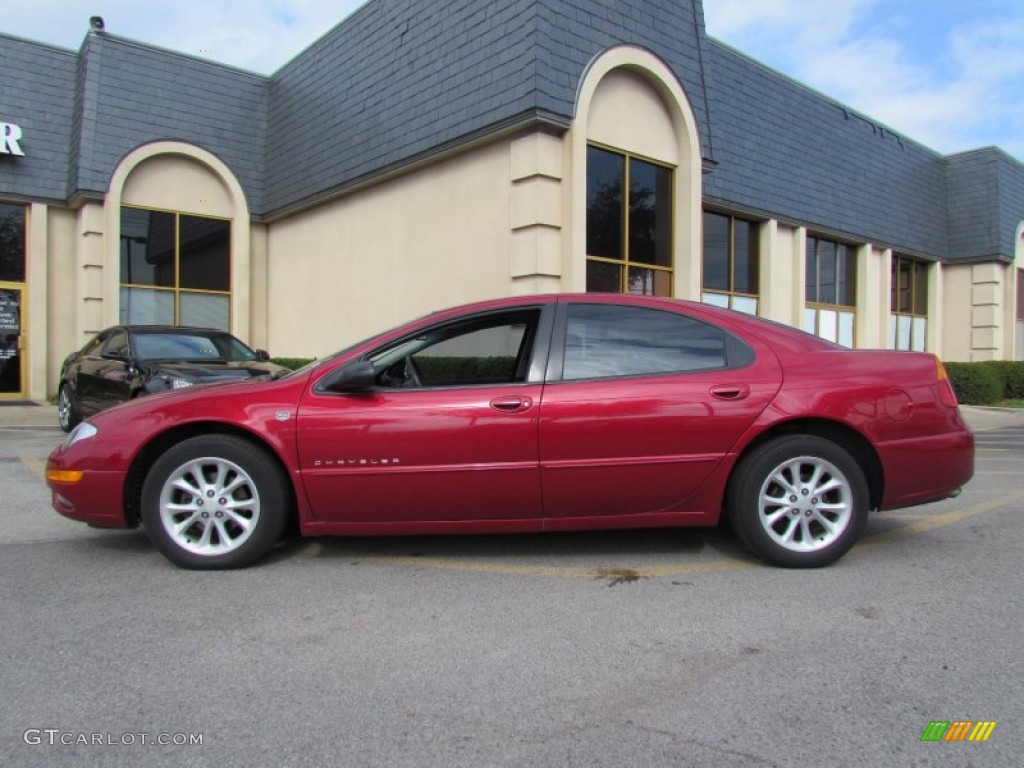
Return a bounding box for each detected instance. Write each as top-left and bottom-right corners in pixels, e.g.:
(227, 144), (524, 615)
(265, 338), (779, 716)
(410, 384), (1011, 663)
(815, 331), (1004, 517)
(563, 304), (743, 380)
(121, 208), (175, 288)
(101, 330), (130, 358)
(179, 215), (230, 291)
(586, 147), (623, 261)
(0, 204), (26, 283)
(80, 333), (105, 357)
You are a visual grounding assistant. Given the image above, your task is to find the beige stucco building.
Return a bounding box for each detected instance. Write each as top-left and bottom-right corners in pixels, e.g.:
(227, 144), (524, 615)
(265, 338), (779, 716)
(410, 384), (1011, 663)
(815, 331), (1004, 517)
(2, 0), (1023, 402)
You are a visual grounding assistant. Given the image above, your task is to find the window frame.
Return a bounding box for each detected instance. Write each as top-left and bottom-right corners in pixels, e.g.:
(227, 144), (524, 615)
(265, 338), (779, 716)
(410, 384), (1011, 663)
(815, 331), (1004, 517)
(119, 205), (232, 329)
(890, 253), (930, 351)
(804, 234), (857, 347)
(701, 209), (760, 315)
(585, 143), (674, 297)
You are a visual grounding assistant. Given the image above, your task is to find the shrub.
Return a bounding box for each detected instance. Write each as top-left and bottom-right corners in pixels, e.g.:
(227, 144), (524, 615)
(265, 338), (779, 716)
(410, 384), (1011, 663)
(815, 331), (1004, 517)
(945, 362), (1004, 405)
(271, 357), (316, 370)
(981, 360), (1024, 399)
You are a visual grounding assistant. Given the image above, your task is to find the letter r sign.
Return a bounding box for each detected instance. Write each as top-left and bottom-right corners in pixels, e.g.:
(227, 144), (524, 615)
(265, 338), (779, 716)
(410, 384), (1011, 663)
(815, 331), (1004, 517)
(1, 123), (25, 156)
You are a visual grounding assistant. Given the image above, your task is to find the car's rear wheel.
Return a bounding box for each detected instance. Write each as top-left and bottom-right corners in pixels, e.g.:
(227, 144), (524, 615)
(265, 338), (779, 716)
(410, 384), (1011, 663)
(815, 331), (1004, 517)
(57, 384), (81, 433)
(141, 435), (289, 569)
(726, 435), (868, 568)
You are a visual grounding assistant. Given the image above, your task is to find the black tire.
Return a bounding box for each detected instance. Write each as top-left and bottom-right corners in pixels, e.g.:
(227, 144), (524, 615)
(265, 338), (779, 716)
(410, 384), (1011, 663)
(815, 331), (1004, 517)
(57, 384), (81, 433)
(726, 435), (868, 568)
(141, 435), (290, 569)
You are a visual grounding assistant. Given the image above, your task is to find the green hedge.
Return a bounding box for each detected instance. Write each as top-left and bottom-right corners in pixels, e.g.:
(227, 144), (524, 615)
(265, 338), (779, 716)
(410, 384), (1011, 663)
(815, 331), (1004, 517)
(945, 361), (1022, 405)
(981, 360), (1024, 399)
(270, 357), (316, 370)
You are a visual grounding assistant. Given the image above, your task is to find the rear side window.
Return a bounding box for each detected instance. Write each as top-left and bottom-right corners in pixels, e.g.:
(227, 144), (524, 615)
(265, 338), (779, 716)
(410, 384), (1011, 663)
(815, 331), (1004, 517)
(562, 304), (752, 380)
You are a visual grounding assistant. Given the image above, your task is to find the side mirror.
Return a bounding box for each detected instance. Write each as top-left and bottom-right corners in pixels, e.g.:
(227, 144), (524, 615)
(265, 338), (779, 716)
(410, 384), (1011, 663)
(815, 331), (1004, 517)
(255, 349), (271, 361)
(321, 360), (376, 392)
(101, 349), (128, 362)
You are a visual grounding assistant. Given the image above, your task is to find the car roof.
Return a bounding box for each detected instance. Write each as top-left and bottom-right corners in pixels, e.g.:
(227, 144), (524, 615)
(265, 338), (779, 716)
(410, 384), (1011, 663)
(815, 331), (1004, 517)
(122, 325), (233, 334)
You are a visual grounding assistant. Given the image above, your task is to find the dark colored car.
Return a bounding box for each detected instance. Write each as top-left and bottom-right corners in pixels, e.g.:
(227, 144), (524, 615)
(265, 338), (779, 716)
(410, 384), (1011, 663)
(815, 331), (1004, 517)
(57, 325), (287, 432)
(46, 294), (974, 570)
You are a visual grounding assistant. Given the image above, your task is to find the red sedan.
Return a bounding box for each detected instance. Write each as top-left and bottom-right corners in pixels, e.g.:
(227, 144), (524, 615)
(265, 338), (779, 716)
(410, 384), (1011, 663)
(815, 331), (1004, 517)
(46, 294), (974, 570)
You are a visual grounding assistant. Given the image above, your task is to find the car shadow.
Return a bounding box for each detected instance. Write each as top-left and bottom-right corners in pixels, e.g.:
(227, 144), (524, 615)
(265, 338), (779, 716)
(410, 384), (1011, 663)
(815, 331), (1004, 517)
(276, 525), (754, 567)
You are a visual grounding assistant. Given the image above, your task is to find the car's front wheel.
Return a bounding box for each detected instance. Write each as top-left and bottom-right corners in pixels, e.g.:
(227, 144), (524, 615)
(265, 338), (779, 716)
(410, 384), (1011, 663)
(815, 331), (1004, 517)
(726, 435), (868, 568)
(141, 435), (290, 569)
(57, 384), (81, 433)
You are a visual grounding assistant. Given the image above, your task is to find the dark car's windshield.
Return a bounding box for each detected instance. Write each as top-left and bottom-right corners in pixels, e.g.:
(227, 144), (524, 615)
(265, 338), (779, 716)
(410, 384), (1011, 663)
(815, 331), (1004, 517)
(133, 332), (258, 362)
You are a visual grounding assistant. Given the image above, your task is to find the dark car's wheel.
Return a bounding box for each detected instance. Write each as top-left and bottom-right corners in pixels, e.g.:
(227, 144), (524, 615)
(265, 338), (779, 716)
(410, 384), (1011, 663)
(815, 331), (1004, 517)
(57, 384), (81, 433)
(141, 435), (290, 569)
(726, 435), (868, 568)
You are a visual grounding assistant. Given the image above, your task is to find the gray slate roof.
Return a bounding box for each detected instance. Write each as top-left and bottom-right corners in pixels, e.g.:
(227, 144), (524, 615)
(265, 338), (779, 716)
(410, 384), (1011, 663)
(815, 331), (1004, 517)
(1, 0), (1022, 262)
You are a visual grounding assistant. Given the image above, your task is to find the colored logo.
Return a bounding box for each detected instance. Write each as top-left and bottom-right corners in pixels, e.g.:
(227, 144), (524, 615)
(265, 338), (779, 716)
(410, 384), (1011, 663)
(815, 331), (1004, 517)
(920, 721), (997, 742)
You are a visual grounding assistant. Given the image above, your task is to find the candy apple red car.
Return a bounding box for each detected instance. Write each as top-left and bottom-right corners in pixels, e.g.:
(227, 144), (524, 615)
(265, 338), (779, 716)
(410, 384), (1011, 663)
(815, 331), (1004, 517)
(46, 294), (974, 570)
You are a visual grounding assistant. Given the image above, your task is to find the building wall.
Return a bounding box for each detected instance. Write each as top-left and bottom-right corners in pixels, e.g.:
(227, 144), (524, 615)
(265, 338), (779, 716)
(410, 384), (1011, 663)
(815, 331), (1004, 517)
(3, 0), (1024, 400)
(265, 139), (525, 356)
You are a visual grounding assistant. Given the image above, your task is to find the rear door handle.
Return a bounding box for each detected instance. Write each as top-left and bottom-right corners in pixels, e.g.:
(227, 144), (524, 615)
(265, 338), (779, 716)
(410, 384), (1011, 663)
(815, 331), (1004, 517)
(710, 384), (750, 401)
(490, 396), (533, 413)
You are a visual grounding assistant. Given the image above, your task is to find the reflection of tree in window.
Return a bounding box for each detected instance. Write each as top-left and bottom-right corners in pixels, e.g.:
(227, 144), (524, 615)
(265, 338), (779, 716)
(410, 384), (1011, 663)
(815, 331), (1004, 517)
(0, 205), (26, 283)
(586, 146), (672, 296)
(586, 148), (622, 260)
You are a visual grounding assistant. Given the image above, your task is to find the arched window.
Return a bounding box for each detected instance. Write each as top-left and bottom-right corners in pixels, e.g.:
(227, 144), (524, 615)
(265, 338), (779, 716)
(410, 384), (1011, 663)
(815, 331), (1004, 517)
(586, 145), (673, 295)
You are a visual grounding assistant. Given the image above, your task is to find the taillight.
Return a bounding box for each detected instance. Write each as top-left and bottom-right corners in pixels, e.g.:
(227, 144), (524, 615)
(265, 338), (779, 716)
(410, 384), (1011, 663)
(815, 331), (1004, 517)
(935, 356), (958, 407)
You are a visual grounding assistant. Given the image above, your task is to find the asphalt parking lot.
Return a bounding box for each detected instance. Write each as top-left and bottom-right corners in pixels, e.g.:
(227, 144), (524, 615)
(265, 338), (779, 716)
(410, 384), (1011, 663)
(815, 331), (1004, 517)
(1, 403), (1022, 767)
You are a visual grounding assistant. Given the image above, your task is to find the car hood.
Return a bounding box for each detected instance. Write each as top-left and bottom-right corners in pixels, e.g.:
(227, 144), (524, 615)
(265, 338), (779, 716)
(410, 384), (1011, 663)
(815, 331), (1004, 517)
(143, 359), (288, 383)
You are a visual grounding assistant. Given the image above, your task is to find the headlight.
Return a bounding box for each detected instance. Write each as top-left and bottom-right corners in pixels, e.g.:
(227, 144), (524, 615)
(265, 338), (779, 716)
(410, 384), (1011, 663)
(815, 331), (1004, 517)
(143, 375), (196, 394)
(65, 422), (98, 448)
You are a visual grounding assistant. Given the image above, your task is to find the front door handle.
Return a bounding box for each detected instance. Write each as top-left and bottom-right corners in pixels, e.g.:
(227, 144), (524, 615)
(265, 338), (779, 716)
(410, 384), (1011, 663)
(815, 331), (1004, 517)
(490, 396), (533, 413)
(710, 384), (750, 401)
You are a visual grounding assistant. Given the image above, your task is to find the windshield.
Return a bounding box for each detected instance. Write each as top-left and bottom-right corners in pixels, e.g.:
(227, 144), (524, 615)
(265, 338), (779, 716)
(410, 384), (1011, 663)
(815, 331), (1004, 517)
(133, 332), (259, 362)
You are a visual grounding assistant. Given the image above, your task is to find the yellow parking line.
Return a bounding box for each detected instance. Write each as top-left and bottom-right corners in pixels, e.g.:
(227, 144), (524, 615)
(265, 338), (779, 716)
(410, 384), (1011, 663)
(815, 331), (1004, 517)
(18, 456), (47, 482)
(861, 491), (1024, 548)
(311, 492), (1024, 578)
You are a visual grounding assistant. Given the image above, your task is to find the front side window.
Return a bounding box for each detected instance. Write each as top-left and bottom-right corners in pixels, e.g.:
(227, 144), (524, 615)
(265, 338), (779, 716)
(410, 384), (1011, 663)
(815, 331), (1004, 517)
(562, 304), (751, 381)
(370, 310), (540, 389)
(890, 254), (929, 351)
(804, 235), (856, 347)
(702, 211), (759, 315)
(100, 330), (129, 359)
(120, 207), (231, 329)
(586, 146), (673, 296)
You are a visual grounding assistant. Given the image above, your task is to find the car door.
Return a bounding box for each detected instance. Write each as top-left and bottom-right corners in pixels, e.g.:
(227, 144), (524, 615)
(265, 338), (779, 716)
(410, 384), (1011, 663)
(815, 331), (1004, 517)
(538, 300), (782, 519)
(296, 306), (553, 524)
(75, 329), (133, 416)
